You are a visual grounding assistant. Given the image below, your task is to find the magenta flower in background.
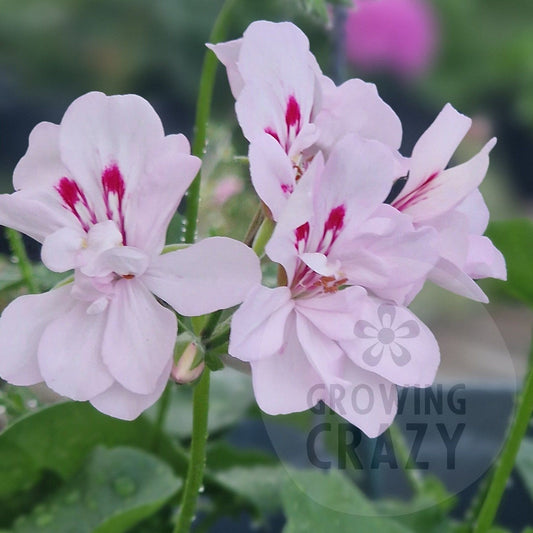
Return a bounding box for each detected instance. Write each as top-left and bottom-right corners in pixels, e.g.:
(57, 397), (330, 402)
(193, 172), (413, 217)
(229, 135), (440, 437)
(345, 0), (439, 77)
(0, 92), (261, 420)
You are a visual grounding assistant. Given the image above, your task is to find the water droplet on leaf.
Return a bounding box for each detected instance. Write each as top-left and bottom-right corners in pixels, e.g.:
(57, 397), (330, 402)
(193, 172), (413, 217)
(113, 476), (136, 497)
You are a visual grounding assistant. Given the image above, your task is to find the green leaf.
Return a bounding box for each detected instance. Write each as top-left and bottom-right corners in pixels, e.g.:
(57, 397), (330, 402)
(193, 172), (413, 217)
(11, 447), (180, 533)
(206, 442), (277, 471)
(295, 0), (329, 22)
(215, 466), (288, 517)
(485, 219), (533, 307)
(516, 437), (533, 500)
(146, 367), (254, 439)
(282, 470), (413, 533)
(0, 401), (188, 524)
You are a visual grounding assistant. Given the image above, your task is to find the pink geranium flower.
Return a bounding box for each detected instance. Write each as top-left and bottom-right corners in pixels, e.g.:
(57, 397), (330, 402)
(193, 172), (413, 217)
(389, 104), (506, 302)
(229, 134), (440, 437)
(345, 0), (438, 77)
(210, 20), (402, 220)
(0, 92), (261, 420)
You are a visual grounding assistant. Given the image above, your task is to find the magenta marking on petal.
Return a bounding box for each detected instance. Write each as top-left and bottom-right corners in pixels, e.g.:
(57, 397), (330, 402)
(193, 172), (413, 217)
(325, 205), (346, 233)
(281, 183), (294, 195)
(55, 177), (96, 231)
(102, 163), (127, 244)
(264, 127), (280, 144)
(285, 95), (301, 130)
(393, 171), (439, 212)
(294, 222), (309, 249)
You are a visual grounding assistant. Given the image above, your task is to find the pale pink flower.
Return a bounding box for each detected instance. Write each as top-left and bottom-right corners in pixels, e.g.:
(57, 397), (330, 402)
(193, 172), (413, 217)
(212, 175), (243, 206)
(389, 104), (506, 302)
(209, 20), (401, 220)
(345, 0), (438, 77)
(229, 134), (440, 437)
(0, 92), (261, 420)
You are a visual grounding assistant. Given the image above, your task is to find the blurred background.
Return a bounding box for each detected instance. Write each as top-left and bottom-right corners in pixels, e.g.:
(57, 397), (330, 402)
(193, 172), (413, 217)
(0, 0), (533, 530)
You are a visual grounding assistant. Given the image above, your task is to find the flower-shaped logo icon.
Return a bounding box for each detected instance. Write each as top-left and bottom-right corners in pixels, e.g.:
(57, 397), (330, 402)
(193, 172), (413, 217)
(354, 304), (420, 367)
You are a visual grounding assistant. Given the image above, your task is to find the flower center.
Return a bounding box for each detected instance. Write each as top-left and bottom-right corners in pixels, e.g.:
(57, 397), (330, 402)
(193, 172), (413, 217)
(377, 328), (395, 344)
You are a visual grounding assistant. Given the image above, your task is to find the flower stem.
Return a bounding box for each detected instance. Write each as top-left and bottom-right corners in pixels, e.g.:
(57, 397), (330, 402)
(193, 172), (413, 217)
(182, 0), (239, 244)
(388, 422), (425, 495)
(173, 369), (211, 533)
(472, 327), (533, 532)
(151, 382), (173, 452)
(243, 204), (265, 247)
(252, 218), (276, 257)
(5, 229), (38, 293)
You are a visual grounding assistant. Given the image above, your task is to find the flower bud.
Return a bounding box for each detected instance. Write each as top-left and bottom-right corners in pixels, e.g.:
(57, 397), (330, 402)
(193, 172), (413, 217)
(171, 343), (205, 384)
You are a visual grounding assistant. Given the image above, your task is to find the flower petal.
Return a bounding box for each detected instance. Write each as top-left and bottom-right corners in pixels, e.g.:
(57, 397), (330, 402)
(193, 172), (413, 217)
(206, 38), (244, 98)
(126, 134), (201, 254)
(229, 285), (294, 362)
(102, 279), (176, 395)
(249, 315), (323, 415)
(296, 313), (397, 437)
(429, 258), (489, 303)
(90, 360), (172, 420)
(58, 92), (165, 210)
(41, 226), (85, 272)
(38, 300), (114, 400)
(0, 189), (76, 243)
(401, 103), (471, 197)
(144, 237), (261, 316)
(0, 285), (73, 386)
(343, 297), (440, 388)
(316, 77), (402, 152)
(13, 121), (69, 191)
(401, 138), (496, 222)
(465, 235), (507, 281)
(248, 135), (297, 220)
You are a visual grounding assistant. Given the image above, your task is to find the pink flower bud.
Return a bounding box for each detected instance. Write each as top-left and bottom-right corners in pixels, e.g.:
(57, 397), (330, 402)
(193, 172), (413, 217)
(171, 343), (205, 384)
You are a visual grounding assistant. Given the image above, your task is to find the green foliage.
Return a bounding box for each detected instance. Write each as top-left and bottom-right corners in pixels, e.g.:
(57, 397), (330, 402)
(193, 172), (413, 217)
(145, 368), (254, 439)
(516, 438), (533, 501)
(0, 401), (188, 525)
(295, 0), (352, 24)
(485, 219), (533, 307)
(9, 447), (180, 533)
(282, 469), (413, 532)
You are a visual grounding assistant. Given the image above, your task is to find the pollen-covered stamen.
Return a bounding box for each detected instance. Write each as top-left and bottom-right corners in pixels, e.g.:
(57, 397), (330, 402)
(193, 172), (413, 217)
(393, 171), (439, 212)
(56, 177), (97, 232)
(102, 163), (127, 244)
(312, 275), (348, 294)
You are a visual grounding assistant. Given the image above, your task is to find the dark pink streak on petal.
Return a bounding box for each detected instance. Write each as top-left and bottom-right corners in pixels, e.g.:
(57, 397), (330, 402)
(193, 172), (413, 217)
(285, 95), (301, 131)
(294, 222), (310, 252)
(393, 171), (439, 212)
(55, 177), (96, 232)
(281, 183), (294, 195)
(264, 127), (280, 144)
(325, 205), (346, 233)
(102, 163), (127, 244)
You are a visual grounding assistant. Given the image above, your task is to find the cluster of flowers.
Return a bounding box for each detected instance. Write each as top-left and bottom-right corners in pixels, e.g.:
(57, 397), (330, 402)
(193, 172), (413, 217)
(0, 21), (505, 437)
(211, 21), (506, 437)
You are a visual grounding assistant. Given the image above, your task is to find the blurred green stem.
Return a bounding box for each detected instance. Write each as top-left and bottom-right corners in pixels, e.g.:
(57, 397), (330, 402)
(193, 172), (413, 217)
(472, 326), (533, 532)
(388, 422), (425, 495)
(5, 229), (38, 293)
(151, 382), (173, 452)
(182, 0), (239, 244)
(173, 369), (211, 533)
(252, 218), (276, 257)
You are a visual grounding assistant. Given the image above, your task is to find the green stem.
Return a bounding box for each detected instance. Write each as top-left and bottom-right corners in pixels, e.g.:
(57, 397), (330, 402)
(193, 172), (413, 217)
(472, 326), (533, 532)
(252, 218), (276, 257)
(5, 229), (38, 293)
(151, 382), (173, 452)
(173, 369), (211, 533)
(201, 310), (223, 341)
(182, 0), (239, 244)
(388, 422), (425, 495)
(243, 204), (265, 247)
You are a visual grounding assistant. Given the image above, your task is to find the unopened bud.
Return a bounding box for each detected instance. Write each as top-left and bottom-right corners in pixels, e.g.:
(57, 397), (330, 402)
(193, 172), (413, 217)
(171, 343), (205, 384)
